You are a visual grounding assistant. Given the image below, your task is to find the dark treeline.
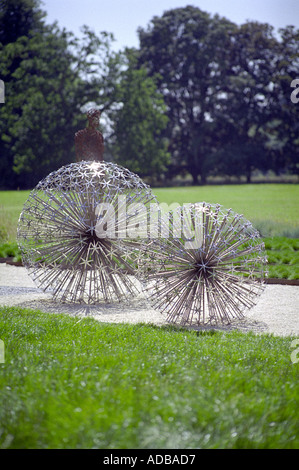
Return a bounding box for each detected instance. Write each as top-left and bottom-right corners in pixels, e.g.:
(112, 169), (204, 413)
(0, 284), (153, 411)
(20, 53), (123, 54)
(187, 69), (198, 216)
(0, 0), (298, 189)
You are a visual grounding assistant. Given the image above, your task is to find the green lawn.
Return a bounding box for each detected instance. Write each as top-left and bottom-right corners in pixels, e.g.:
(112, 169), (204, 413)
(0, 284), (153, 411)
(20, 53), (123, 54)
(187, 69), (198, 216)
(0, 185), (298, 449)
(0, 190), (31, 241)
(1, 184), (299, 240)
(154, 184), (299, 238)
(154, 185), (299, 279)
(1, 185), (298, 279)
(264, 237), (299, 279)
(0, 306), (298, 449)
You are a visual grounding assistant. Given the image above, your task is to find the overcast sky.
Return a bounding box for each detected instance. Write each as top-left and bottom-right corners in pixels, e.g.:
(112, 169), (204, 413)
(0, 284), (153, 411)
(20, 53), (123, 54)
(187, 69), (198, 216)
(41, 0), (299, 50)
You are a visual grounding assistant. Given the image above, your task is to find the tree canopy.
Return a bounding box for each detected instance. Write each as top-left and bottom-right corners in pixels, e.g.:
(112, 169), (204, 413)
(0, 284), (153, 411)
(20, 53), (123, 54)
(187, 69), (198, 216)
(0, 0), (45, 45)
(137, 6), (299, 184)
(0, 1), (121, 187)
(0, 1), (298, 188)
(107, 51), (170, 179)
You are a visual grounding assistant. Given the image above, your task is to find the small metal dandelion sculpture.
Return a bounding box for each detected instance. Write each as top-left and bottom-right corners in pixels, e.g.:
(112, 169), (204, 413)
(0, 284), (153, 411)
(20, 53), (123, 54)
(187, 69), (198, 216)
(17, 110), (156, 304)
(139, 202), (268, 326)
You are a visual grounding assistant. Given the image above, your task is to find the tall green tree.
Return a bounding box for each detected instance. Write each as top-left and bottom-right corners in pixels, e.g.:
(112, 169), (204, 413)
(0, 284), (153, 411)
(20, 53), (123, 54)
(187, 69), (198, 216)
(0, 0), (47, 187)
(109, 51), (170, 181)
(261, 25), (299, 176)
(210, 21), (279, 182)
(0, 0), (45, 45)
(138, 6), (298, 184)
(0, 0), (120, 188)
(138, 6), (236, 184)
(218, 23), (299, 180)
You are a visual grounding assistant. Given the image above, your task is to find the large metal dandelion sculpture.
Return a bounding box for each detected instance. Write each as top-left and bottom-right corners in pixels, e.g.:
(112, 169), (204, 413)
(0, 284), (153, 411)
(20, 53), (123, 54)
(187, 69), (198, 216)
(17, 110), (156, 304)
(139, 202), (268, 326)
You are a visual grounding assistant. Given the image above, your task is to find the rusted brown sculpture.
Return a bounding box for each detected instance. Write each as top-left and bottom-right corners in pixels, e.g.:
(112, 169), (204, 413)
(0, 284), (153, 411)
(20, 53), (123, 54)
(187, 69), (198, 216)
(75, 108), (104, 162)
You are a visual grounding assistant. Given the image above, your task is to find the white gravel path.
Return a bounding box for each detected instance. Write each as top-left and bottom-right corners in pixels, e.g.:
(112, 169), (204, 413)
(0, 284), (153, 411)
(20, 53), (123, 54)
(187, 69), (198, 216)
(0, 263), (298, 337)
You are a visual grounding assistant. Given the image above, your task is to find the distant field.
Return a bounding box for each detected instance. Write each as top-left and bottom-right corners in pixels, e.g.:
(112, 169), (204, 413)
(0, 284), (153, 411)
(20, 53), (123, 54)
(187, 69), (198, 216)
(154, 184), (299, 238)
(0, 190), (31, 241)
(0, 185), (298, 279)
(1, 185), (298, 240)
(153, 184), (299, 279)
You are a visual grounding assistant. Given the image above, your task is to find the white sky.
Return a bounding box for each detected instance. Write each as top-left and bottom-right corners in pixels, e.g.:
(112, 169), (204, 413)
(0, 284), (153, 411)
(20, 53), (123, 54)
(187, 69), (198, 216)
(41, 0), (299, 50)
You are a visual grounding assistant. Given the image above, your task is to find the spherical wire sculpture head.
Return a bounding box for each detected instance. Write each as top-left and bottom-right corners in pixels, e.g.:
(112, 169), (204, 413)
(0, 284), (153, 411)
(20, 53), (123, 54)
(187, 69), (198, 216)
(138, 202), (268, 326)
(17, 161), (156, 304)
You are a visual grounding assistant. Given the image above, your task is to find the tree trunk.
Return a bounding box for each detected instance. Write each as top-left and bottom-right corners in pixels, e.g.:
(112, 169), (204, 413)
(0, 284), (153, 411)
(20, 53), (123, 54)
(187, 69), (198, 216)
(201, 174), (207, 185)
(191, 172), (199, 185)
